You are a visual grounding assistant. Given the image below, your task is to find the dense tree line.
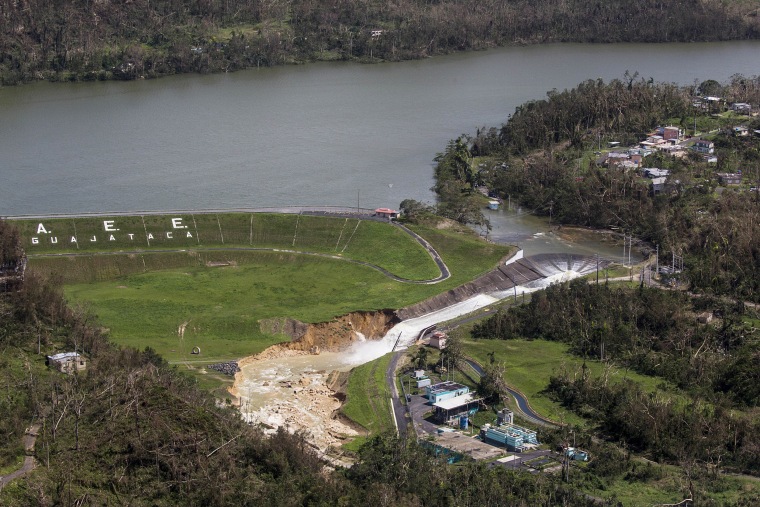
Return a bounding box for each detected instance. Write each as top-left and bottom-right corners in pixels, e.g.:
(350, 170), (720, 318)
(473, 280), (759, 406)
(1, 218), (608, 506)
(2, 0), (760, 84)
(0, 219), (21, 267)
(546, 367), (760, 475)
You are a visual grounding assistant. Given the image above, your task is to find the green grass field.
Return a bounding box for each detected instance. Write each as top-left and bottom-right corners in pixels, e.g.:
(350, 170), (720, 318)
(462, 336), (670, 426)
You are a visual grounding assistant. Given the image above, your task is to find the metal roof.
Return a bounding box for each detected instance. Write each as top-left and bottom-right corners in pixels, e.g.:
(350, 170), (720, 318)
(433, 393), (478, 410)
(48, 352), (81, 361)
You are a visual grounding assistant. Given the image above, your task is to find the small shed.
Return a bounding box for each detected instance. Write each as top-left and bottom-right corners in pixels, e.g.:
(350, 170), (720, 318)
(413, 369), (426, 379)
(697, 312), (714, 324)
(47, 352), (86, 374)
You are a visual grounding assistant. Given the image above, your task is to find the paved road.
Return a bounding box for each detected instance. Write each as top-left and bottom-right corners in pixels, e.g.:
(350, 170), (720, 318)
(393, 222), (451, 284)
(0, 423), (39, 489)
(386, 351), (409, 439)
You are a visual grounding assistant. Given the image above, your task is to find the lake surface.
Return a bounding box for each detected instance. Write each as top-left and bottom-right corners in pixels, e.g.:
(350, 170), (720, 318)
(2, 41), (760, 216)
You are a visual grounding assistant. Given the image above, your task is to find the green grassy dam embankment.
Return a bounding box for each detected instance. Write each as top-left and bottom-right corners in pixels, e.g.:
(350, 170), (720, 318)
(11, 212), (512, 365)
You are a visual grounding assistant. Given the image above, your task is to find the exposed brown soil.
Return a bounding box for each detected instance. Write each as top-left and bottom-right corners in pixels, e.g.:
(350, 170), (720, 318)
(259, 310), (398, 353)
(231, 310), (397, 453)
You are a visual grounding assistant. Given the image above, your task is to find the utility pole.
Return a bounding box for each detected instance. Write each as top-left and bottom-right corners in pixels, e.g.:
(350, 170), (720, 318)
(596, 253), (599, 284)
(623, 231), (627, 266)
(656, 244), (659, 277)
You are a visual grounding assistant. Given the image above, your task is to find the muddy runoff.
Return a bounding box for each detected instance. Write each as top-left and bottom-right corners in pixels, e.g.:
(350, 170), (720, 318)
(230, 310), (398, 456)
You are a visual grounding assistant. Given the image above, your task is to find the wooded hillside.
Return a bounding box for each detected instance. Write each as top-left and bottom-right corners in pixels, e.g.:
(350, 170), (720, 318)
(2, 0), (760, 84)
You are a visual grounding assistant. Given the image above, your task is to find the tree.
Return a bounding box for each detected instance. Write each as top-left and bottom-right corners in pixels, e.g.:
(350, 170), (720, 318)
(478, 361), (508, 405)
(398, 199), (433, 223)
(439, 333), (464, 376)
(408, 346), (428, 370)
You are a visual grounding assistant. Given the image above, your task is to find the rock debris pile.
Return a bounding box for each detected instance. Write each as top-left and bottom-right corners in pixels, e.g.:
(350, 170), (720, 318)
(207, 361), (241, 376)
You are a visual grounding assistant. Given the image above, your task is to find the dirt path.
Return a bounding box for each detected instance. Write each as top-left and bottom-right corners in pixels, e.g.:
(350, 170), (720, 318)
(0, 423), (40, 489)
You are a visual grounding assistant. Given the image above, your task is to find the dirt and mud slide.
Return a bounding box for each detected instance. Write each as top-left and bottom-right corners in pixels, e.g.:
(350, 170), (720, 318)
(259, 310), (399, 353)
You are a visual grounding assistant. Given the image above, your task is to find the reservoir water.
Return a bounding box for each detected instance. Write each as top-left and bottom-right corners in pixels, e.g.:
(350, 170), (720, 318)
(2, 41), (760, 217)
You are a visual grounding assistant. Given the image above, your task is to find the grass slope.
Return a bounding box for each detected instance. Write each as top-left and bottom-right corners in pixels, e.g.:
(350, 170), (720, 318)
(341, 353), (395, 450)
(13, 213), (441, 281)
(463, 337), (670, 426)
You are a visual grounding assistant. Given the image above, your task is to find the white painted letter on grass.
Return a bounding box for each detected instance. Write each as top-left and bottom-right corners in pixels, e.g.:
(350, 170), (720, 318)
(103, 220), (116, 231)
(36, 223), (48, 234)
(172, 218), (186, 229)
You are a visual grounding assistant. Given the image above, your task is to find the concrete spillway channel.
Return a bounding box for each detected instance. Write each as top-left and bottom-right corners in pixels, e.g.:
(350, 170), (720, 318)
(395, 253), (610, 322)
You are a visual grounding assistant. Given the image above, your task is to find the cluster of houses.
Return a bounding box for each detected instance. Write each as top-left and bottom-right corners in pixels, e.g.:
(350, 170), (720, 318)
(600, 99), (759, 193)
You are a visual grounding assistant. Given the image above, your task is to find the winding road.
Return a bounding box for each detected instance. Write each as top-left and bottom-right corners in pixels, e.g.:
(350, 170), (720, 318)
(464, 359), (557, 427)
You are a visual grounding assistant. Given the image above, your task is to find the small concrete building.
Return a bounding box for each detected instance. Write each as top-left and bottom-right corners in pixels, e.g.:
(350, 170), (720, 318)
(374, 208), (398, 220)
(663, 126), (680, 141)
(428, 331), (447, 350)
(47, 352), (86, 374)
(643, 168), (670, 179)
